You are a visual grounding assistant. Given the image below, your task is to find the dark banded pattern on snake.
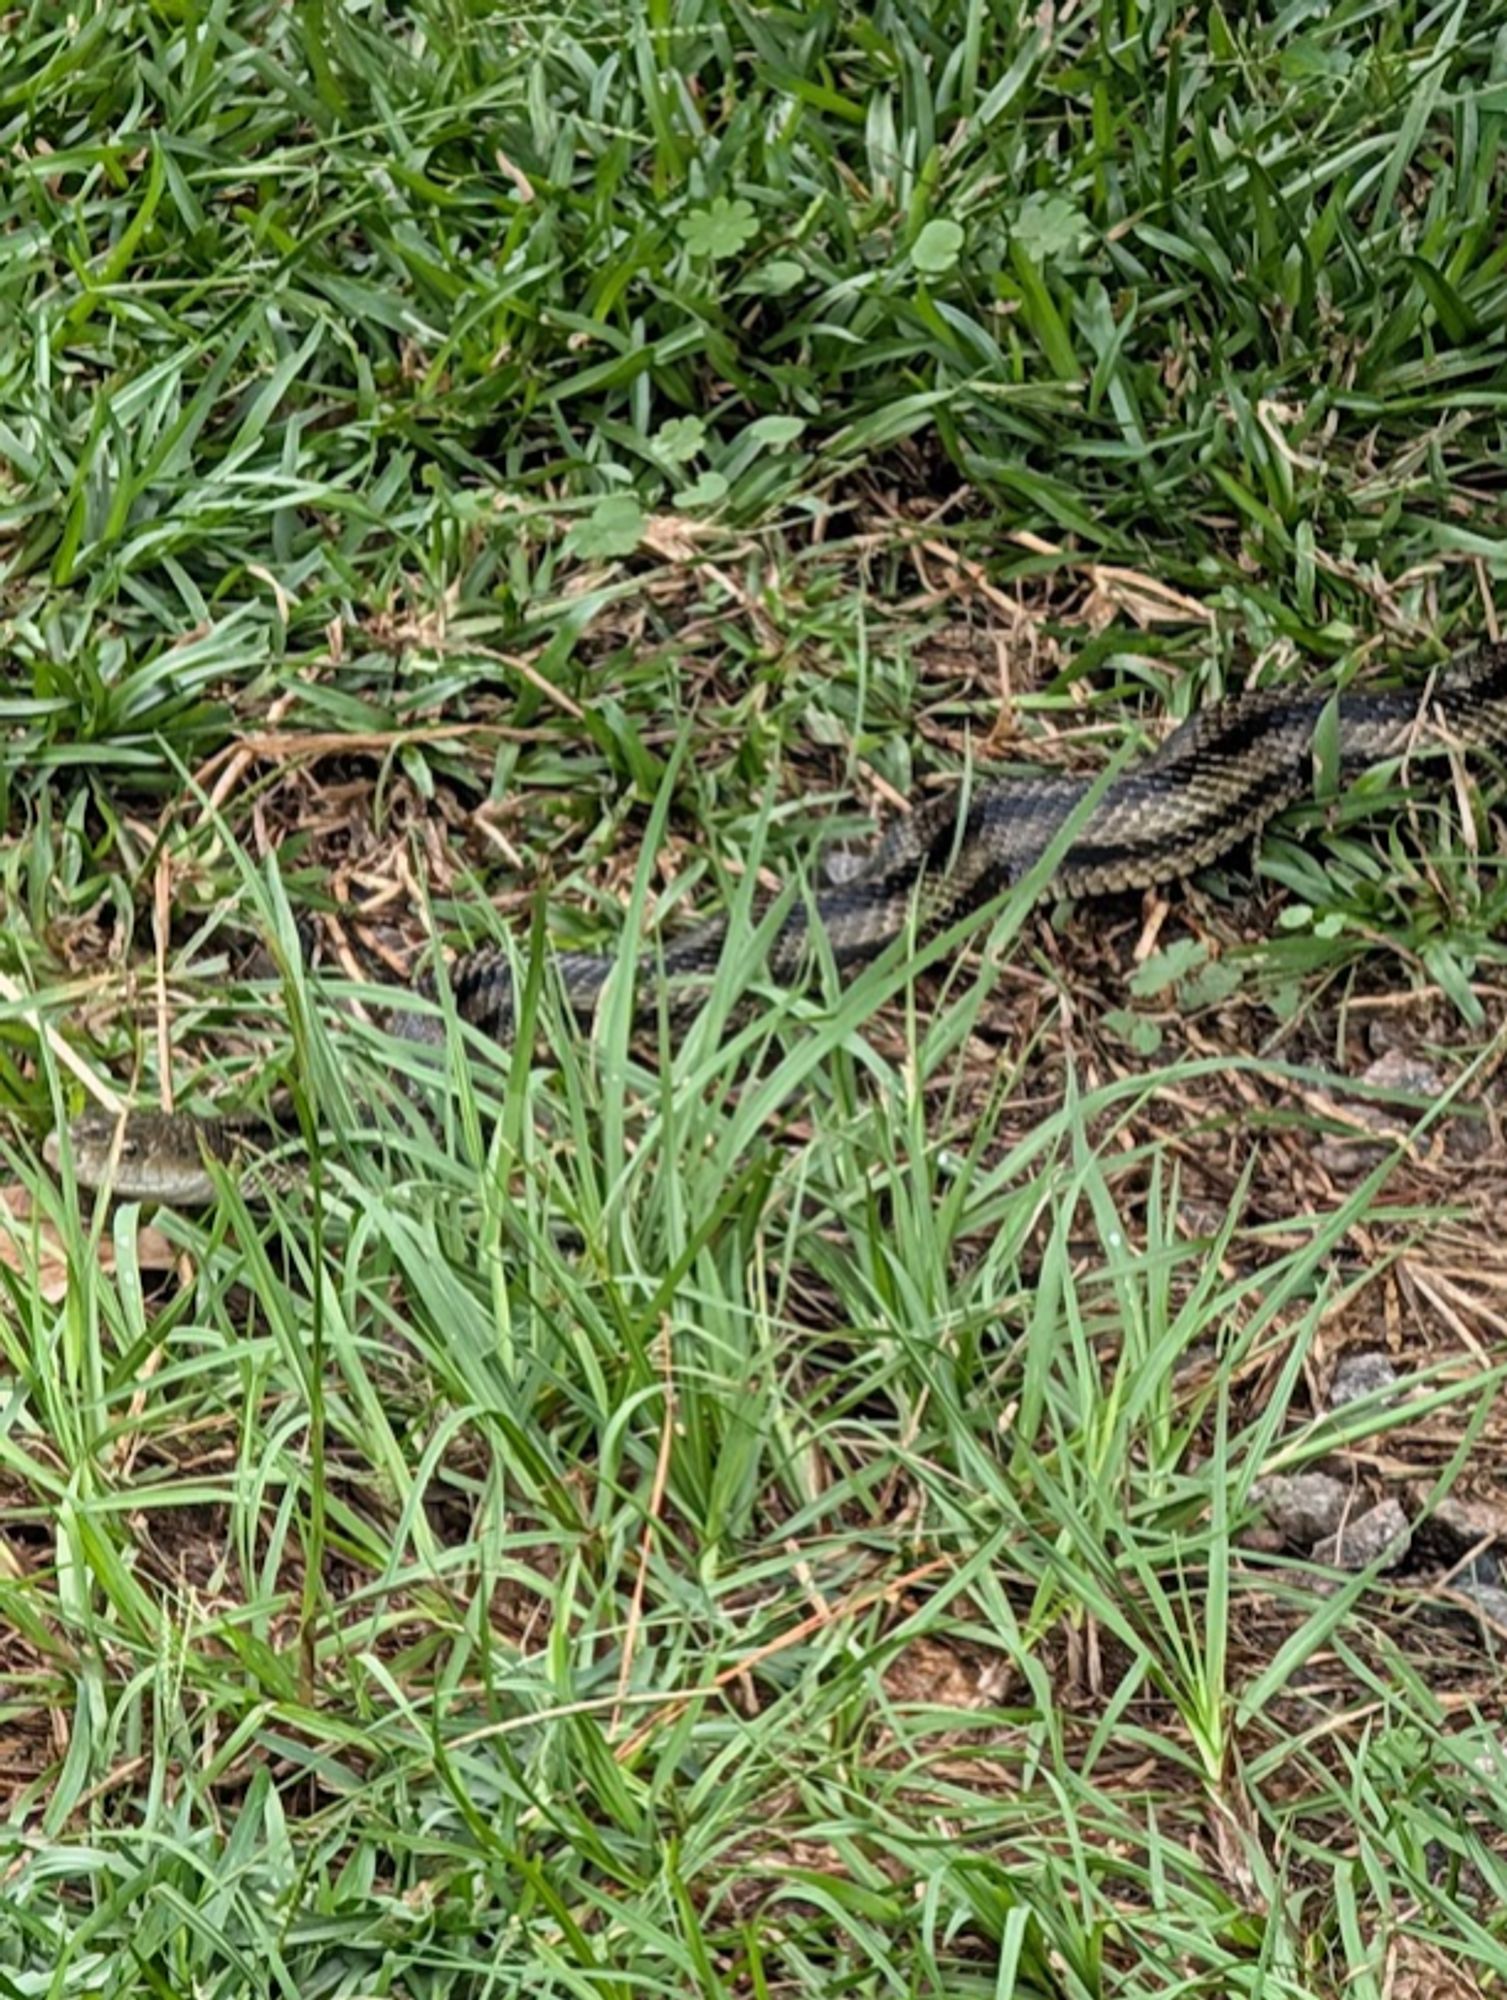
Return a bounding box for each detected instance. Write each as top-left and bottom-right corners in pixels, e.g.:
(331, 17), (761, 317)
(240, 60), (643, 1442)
(47, 643), (1507, 1202)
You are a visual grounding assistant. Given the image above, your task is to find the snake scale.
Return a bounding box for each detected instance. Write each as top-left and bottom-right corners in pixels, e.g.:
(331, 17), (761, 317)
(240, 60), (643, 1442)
(46, 642), (1507, 1203)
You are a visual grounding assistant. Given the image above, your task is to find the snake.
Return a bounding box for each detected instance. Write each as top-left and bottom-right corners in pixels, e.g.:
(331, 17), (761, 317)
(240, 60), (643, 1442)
(44, 641), (1507, 1204)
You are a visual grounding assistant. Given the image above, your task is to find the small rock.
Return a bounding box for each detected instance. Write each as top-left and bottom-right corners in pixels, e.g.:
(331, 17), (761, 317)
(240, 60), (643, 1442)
(1250, 1472), (1350, 1546)
(1445, 1114), (1494, 1162)
(1313, 1498), (1411, 1572)
(1453, 1578), (1507, 1635)
(1462, 1552), (1503, 1592)
(1313, 1049), (1454, 1179)
(1432, 1493), (1507, 1546)
(1366, 1016), (1416, 1058)
(1328, 1351), (1399, 1409)
(1358, 1048), (1445, 1099)
(1311, 1134), (1390, 1180)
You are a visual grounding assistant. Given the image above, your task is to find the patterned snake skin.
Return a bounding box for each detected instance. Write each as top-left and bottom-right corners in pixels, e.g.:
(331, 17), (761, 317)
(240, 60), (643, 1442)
(47, 643), (1507, 1202)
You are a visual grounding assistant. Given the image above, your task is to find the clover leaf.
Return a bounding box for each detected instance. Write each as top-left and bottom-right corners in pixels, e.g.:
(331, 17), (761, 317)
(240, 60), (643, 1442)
(679, 196), (759, 261)
(912, 218), (965, 275)
(654, 416), (706, 463)
(673, 470), (730, 510)
(1011, 194), (1093, 264)
(564, 494), (645, 560)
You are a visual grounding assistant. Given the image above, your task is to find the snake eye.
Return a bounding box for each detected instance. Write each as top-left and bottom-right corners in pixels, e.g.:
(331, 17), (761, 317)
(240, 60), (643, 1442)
(119, 1139), (139, 1158)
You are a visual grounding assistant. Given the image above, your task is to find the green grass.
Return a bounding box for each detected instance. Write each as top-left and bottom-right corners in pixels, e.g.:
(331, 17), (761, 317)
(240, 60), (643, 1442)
(5, 1), (1507, 1994)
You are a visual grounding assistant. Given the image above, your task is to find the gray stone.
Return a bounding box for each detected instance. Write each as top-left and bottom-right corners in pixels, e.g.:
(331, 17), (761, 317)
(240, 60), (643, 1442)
(1454, 1578), (1507, 1636)
(1313, 1498), (1411, 1573)
(1329, 1351), (1400, 1409)
(1250, 1472), (1350, 1546)
(1358, 1048), (1445, 1099)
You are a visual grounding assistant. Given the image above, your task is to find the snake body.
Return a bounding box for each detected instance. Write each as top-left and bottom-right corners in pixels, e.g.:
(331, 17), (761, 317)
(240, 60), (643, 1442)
(48, 644), (1507, 1202)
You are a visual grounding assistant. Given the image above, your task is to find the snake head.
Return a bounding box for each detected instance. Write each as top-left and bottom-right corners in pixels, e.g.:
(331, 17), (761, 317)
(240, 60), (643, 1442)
(43, 1111), (228, 1205)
